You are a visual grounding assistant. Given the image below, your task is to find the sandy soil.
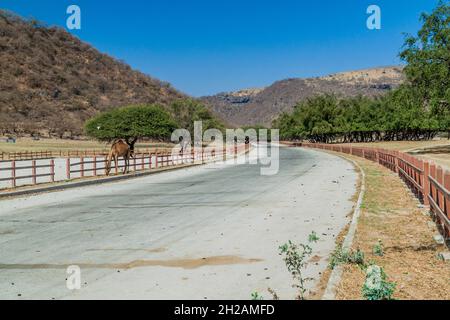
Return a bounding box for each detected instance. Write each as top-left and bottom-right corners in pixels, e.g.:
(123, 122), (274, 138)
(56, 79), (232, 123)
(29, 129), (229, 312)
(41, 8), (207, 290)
(333, 154), (450, 300)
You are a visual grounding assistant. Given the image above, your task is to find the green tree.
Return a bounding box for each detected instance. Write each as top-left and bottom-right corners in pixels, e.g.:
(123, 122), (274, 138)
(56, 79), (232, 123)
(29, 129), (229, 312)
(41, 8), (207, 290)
(85, 104), (178, 148)
(400, 1), (450, 133)
(169, 98), (225, 135)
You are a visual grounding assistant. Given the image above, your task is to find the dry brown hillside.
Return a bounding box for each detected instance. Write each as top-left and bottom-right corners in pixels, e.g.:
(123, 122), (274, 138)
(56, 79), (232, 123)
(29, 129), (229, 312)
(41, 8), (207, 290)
(0, 10), (186, 138)
(201, 67), (405, 127)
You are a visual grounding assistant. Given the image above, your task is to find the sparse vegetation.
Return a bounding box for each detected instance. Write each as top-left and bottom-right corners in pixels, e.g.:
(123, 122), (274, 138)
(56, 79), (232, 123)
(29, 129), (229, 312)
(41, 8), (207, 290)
(329, 245), (366, 270)
(308, 231), (319, 243)
(329, 244), (396, 300)
(251, 291), (263, 300)
(279, 232), (319, 300)
(335, 153), (450, 300)
(362, 265), (396, 300)
(372, 240), (384, 257)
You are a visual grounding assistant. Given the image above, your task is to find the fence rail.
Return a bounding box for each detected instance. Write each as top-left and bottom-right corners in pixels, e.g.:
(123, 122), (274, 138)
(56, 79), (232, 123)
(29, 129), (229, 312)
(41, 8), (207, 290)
(0, 148), (179, 161)
(0, 160), (55, 188)
(0, 145), (248, 190)
(299, 142), (450, 240)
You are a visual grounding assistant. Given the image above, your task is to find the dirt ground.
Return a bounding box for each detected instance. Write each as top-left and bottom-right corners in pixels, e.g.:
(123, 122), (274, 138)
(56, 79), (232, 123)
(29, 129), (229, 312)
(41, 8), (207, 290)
(408, 145), (450, 170)
(347, 140), (450, 170)
(347, 140), (450, 152)
(0, 137), (175, 153)
(334, 154), (450, 300)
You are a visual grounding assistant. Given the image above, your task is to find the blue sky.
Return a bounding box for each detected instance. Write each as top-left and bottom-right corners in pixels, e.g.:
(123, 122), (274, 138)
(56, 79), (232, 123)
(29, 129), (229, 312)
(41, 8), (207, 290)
(0, 0), (439, 96)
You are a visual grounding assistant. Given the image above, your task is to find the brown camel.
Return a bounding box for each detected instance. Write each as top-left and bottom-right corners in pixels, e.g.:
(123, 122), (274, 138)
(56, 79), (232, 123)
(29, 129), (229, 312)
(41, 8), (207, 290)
(105, 140), (133, 175)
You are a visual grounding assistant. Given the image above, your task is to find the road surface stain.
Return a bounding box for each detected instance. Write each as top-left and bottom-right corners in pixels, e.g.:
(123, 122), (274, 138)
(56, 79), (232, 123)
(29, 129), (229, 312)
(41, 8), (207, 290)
(308, 255), (322, 263)
(0, 255), (262, 270)
(86, 247), (167, 253)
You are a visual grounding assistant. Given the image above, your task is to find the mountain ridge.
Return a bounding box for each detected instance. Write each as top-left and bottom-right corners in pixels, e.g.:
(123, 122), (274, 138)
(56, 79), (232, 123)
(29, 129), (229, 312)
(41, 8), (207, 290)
(201, 66), (405, 127)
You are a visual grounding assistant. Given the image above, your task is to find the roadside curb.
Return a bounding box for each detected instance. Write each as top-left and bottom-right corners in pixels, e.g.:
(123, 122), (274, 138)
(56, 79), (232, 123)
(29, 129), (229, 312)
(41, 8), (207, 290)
(320, 153), (366, 300)
(0, 163), (202, 199)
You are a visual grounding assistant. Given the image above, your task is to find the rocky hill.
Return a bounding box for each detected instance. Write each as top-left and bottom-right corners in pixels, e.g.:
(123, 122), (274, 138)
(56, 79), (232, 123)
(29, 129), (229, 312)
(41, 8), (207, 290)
(0, 10), (187, 137)
(201, 67), (405, 127)
(0, 10), (407, 136)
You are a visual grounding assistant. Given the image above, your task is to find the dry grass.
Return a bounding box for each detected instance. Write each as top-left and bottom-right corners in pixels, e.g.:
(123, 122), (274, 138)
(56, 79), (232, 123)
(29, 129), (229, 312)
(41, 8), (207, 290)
(416, 154), (450, 170)
(335, 155), (450, 300)
(348, 140), (450, 170)
(347, 140), (450, 152)
(0, 138), (175, 153)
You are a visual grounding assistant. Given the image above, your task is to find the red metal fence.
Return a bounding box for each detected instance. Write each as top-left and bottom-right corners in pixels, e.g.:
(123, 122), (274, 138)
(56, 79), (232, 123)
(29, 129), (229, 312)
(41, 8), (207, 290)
(300, 142), (450, 240)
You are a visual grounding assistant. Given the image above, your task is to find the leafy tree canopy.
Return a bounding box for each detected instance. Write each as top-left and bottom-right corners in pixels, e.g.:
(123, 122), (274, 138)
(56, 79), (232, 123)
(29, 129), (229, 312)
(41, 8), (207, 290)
(169, 98), (225, 134)
(85, 104), (178, 145)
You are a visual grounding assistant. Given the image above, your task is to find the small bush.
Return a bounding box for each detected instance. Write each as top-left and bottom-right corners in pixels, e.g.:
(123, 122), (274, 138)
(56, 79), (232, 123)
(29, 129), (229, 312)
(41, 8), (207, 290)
(308, 231), (319, 242)
(362, 265), (396, 300)
(372, 239), (384, 257)
(329, 245), (366, 269)
(279, 231), (319, 300)
(251, 292), (263, 300)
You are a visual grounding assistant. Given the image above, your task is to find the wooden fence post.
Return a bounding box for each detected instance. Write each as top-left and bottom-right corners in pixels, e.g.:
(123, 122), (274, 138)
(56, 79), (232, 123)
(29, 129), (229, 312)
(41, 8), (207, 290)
(80, 157), (85, 178)
(423, 161), (430, 206)
(437, 166), (444, 212)
(93, 156), (97, 176)
(32, 160), (37, 185)
(444, 171), (450, 231)
(430, 163), (436, 206)
(394, 152), (399, 173)
(50, 159), (55, 182)
(66, 158), (71, 180)
(11, 160), (16, 188)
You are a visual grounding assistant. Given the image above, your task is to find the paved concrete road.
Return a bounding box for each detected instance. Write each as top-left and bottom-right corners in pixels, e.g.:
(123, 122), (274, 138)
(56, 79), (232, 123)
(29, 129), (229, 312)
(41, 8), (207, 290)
(0, 146), (357, 300)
